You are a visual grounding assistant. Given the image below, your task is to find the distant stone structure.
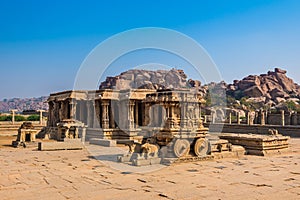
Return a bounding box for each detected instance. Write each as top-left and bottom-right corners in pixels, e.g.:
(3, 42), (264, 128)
(10, 109), (18, 124)
(223, 109), (300, 126)
(12, 122), (37, 147)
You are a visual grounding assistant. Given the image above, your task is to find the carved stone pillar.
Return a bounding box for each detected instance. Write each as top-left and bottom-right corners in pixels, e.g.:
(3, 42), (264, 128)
(160, 106), (166, 127)
(80, 127), (86, 144)
(10, 109), (17, 125)
(109, 101), (115, 129)
(37, 110), (45, 125)
(86, 101), (93, 128)
(149, 105), (155, 127)
(59, 101), (64, 121)
(144, 103), (150, 126)
(198, 103), (202, 120)
(135, 102), (139, 127)
(180, 102), (188, 128)
(281, 110), (285, 126)
(47, 101), (53, 127)
(229, 112), (232, 124)
(101, 101), (109, 129)
(128, 101), (135, 129)
(79, 101), (85, 123)
(168, 104), (174, 128)
(93, 101), (100, 128)
(211, 111), (216, 124)
(237, 112), (240, 124)
(118, 101), (126, 129)
(156, 106), (162, 127)
(53, 101), (59, 126)
(246, 112), (250, 125)
(69, 99), (77, 120)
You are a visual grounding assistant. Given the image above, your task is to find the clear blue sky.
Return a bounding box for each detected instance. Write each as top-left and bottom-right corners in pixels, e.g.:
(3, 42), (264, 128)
(0, 0), (300, 99)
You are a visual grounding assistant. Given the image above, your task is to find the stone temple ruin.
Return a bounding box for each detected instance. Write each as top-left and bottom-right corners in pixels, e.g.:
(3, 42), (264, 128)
(12, 122), (37, 147)
(34, 67), (292, 165)
(40, 85), (289, 165)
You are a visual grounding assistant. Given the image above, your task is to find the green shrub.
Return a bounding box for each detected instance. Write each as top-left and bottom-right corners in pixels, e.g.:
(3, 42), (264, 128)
(27, 115), (40, 121)
(285, 101), (298, 112)
(230, 116), (237, 122)
(15, 115), (27, 121)
(0, 115), (27, 121)
(0, 115), (12, 121)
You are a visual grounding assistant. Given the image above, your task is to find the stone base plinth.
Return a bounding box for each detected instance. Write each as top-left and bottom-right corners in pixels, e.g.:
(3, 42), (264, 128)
(219, 133), (290, 156)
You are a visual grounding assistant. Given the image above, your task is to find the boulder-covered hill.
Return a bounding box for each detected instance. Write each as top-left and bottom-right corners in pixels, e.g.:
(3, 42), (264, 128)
(99, 67), (300, 111)
(227, 68), (300, 107)
(100, 68), (202, 90)
(0, 96), (49, 113)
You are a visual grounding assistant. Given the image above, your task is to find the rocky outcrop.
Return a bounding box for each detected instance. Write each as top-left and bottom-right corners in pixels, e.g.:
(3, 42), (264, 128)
(0, 96), (49, 113)
(99, 67), (300, 111)
(99, 68), (198, 90)
(227, 68), (300, 104)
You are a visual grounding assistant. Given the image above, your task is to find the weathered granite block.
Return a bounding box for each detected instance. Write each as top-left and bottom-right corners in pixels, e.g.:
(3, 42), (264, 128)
(89, 138), (117, 147)
(38, 139), (83, 151)
(117, 154), (132, 162)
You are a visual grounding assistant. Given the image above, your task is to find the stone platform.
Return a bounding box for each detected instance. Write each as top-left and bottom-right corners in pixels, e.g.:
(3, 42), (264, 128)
(117, 138), (246, 166)
(219, 133), (290, 156)
(38, 139), (83, 151)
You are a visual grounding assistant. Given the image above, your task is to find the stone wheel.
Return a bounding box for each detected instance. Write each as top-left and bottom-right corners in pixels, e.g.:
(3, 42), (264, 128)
(173, 139), (190, 158)
(194, 138), (210, 157)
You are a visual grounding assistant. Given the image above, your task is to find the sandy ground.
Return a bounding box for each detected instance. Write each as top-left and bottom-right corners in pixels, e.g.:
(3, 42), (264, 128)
(0, 136), (300, 200)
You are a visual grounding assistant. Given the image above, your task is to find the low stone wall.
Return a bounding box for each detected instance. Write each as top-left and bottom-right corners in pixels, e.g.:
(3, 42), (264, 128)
(206, 123), (300, 138)
(0, 121), (45, 136)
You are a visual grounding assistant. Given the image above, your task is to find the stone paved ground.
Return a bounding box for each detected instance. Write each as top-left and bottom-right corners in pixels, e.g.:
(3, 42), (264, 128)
(0, 138), (300, 200)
